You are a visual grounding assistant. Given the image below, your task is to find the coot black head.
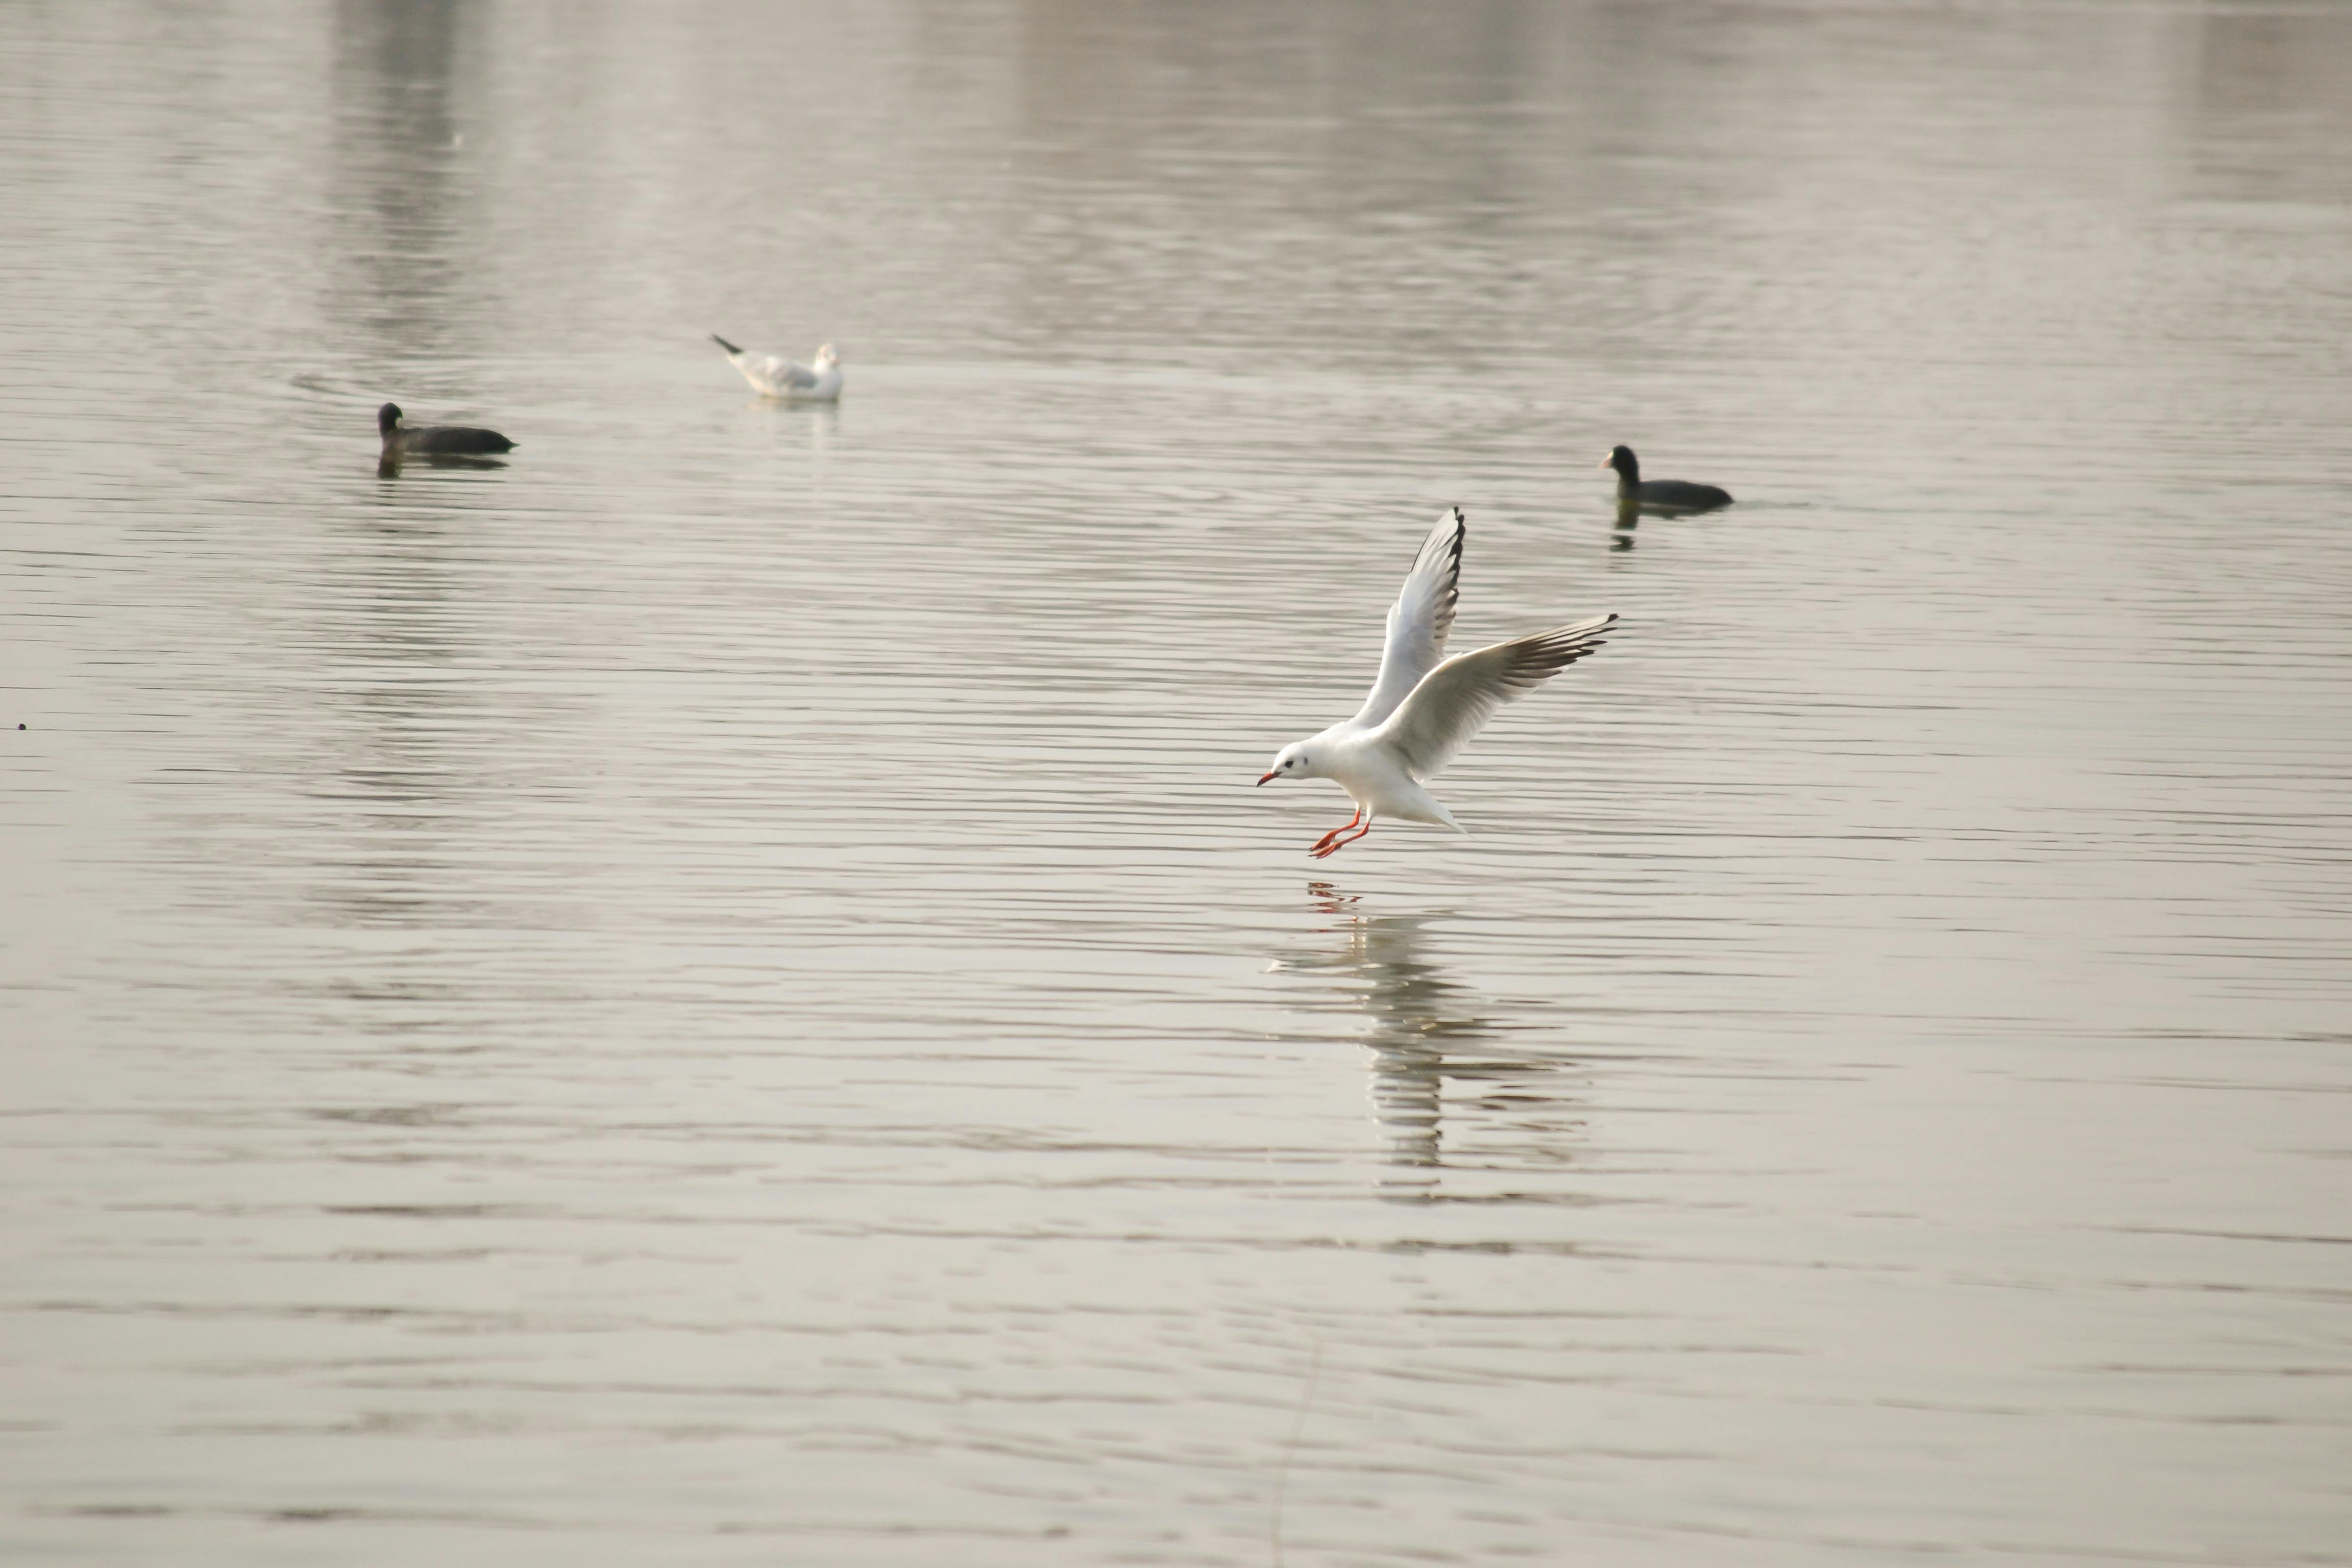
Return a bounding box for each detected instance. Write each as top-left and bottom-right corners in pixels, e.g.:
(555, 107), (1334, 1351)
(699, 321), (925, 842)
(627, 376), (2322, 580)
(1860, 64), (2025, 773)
(1604, 445), (1639, 480)
(378, 403), (403, 437)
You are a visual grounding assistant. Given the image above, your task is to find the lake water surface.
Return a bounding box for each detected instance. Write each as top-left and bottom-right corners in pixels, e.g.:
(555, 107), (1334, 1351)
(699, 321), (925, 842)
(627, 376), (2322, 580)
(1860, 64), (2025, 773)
(3, 3), (2349, 1564)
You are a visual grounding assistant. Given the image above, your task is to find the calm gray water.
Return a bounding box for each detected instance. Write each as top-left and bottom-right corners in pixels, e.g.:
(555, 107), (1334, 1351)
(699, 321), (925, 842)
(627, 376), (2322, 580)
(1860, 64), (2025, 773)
(4, 2), (2350, 1564)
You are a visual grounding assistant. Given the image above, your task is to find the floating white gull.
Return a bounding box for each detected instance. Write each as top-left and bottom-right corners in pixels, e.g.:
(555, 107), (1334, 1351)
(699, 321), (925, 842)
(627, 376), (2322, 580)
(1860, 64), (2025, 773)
(710, 335), (843, 401)
(1257, 508), (1618, 859)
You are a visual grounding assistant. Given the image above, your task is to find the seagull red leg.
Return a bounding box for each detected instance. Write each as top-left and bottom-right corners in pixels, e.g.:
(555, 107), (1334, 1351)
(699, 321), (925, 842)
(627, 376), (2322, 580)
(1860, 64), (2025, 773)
(1310, 810), (1361, 854)
(1309, 816), (1376, 860)
(1307, 806), (1363, 855)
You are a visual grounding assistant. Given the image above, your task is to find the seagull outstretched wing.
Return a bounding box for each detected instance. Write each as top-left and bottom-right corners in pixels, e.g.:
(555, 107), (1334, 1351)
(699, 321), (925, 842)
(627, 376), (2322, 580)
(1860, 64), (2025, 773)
(1351, 508), (1464, 728)
(1375, 614), (1618, 780)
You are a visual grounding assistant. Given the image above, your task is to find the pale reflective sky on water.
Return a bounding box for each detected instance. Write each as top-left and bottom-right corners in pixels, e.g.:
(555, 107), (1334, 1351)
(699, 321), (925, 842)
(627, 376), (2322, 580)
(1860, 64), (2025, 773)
(2, 3), (2349, 1564)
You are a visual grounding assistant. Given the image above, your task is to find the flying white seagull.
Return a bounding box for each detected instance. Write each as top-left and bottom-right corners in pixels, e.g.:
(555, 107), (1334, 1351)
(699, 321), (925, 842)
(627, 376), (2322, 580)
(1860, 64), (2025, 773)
(1257, 508), (1618, 859)
(710, 335), (843, 401)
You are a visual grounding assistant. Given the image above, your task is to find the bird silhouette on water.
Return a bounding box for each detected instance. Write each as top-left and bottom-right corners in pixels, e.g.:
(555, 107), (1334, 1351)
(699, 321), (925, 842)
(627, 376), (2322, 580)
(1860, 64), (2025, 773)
(1603, 446), (1732, 513)
(377, 402), (516, 466)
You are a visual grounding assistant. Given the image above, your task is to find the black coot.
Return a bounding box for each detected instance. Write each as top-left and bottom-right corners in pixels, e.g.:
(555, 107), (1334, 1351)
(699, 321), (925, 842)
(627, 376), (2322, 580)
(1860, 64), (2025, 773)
(379, 403), (516, 459)
(1605, 446), (1731, 513)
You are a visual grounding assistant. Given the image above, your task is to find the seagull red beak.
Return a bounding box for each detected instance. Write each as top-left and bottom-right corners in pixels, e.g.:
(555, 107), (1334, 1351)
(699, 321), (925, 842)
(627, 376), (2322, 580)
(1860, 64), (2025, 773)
(1257, 770), (1280, 786)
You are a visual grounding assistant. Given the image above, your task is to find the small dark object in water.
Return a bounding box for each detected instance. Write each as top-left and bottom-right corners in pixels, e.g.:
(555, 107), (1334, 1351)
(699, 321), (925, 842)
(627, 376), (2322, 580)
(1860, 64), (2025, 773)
(1604, 446), (1731, 513)
(378, 402), (516, 460)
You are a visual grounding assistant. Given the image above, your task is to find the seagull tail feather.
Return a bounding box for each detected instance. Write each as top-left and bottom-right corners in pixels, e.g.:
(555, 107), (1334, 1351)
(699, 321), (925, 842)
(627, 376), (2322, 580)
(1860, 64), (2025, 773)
(710, 333), (742, 355)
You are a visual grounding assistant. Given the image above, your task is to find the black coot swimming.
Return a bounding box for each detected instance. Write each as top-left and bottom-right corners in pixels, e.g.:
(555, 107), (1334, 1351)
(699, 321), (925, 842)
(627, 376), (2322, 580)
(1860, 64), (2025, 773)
(1604, 446), (1731, 513)
(378, 403), (516, 460)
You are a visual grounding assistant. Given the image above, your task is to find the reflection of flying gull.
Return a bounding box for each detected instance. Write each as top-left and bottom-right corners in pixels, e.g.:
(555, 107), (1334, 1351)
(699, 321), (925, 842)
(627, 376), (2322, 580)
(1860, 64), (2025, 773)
(1256, 508), (1618, 858)
(709, 335), (843, 401)
(1297, 908), (1489, 1171)
(1268, 888), (1575, 1186)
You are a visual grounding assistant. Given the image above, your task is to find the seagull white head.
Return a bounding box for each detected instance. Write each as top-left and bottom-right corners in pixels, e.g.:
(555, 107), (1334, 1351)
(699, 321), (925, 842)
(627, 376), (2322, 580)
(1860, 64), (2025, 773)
(1257, 743), (1322, 787)
(814, 344), (841, 369)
